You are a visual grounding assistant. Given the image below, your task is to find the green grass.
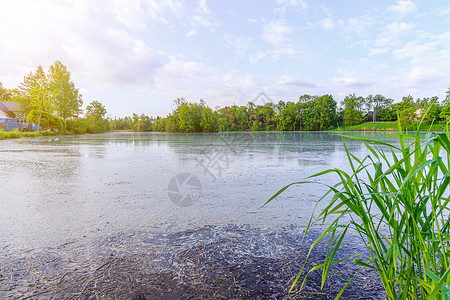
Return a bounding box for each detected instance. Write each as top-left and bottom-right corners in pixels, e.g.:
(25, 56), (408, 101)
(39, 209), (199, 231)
(263, 112), (450, 299)
(0, 130), (58, 140)
(334, 121), (444, 132)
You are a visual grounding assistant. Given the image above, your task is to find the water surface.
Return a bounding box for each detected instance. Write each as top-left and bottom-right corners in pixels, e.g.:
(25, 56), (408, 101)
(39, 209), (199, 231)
(0, 131), (390, 252)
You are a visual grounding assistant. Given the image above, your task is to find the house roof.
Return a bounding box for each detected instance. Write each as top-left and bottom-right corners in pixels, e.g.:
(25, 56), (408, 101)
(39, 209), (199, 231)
(0, 101), (18, 118)
(0, 101), (18, 112)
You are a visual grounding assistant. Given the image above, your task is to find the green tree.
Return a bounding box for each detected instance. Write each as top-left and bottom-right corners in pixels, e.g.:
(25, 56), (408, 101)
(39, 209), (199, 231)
(342, 94), (364, 126)
(0, 82), (11, 101)
(48, 61), (83, 121)
(26, 65), (54, 131)
(129, 113), (153, 132)
(439, 88), (450, 122)
(300, 95), (337, 131)
(86, 100), (106, 125)
(200, 106), (217, 132)
(416, 96), (440, 123)
(397, 95), (416, 129)
(27, 110), (63, 131)
(301, 99), (318, 131)
(315, 94), (337, 130)
(298, 95), (314, 130)
(152, 117), (166, 131)
(365, 94), (394, 122)
(278, 101), (297, 131)
(178, 103), (202, 132)
(236, 106), (250, 130)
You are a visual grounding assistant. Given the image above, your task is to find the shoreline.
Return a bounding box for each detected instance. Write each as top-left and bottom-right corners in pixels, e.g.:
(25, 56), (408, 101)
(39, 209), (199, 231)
(1, 124), (446, 141)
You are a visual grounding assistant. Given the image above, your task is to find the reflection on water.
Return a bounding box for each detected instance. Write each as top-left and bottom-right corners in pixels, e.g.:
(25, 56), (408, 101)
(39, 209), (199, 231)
(0, 131), (392, 253)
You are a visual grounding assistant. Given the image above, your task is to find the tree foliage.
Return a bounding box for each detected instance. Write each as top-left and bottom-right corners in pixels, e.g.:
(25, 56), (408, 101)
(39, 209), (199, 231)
(86, 100), (106, 125)
(48, 61), (83, 120)
(0, 82), (11, 101)
(342, 94), (364, 126)
(26, 110), (63, 132)
(8, 62), (107, 134)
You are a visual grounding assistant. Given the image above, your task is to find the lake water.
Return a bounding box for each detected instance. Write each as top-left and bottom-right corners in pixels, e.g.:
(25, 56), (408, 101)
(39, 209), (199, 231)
(0, 131), (394, 253)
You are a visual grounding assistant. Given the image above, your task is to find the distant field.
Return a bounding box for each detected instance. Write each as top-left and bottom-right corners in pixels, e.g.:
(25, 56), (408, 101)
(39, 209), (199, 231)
(334, 122), (445, 132)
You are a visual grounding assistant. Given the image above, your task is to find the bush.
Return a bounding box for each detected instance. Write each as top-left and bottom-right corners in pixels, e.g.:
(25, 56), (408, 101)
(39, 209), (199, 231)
(66, 119), (86, 134)
(26, 110), (64, 131)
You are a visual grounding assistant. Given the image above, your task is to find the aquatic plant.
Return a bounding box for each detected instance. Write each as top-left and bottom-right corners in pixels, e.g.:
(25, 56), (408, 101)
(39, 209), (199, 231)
(263, 109), (450, 299)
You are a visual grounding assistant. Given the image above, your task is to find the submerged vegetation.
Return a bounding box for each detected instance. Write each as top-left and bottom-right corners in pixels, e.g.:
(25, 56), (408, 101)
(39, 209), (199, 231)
(264, 109), (450, 299)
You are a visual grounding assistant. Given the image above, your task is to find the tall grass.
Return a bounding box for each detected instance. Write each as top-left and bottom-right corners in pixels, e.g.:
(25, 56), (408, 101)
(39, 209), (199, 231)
(263, 115), (450, 299)
(334, 121), (444, 132)
(0, 130), (57, 140)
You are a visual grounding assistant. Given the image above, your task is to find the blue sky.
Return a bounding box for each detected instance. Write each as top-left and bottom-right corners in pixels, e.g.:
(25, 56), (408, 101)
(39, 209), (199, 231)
(1, 0), (449, 117)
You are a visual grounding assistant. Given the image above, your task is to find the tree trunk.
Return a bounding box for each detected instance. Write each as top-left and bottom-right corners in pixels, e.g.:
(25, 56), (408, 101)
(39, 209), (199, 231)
(37, 106), (42, 131)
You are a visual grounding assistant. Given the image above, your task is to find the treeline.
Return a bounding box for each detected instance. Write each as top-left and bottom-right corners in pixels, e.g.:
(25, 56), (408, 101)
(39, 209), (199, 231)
(115, 89), (450, 132)
(0, 61), (109, 134)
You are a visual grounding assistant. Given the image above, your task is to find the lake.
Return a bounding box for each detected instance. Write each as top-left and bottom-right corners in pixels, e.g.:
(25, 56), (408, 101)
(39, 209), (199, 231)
(0, 131), (393, 298)
(0, 131), (392, 251)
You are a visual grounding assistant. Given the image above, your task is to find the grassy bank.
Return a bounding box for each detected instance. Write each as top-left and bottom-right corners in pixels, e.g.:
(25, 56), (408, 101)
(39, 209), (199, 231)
(334, 121), (445, 131)
(0, 130), (58, 140)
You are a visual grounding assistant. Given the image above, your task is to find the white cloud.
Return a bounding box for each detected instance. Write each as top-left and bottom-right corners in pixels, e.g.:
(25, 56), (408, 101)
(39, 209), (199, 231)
(386, 22), (415, 36)
(268, 47), (299, 58)
(224, 34), (256, 58)
(191, 0), (219, 30)
(107, 0), (184, 28)
(375, 22), (415, 47)
(387, 1), (418, 16)
(154, 56), (216, 92)
(275, 0), (309, 14)
(320, 18), (335, 30)
(435, 7), (450, 17)
(342, 16), (375, 34)
(391, 33), (450, 87)
(144, 0), (184, 23)
(192, 15), (219, 31)
(332, 75), (371, 88)
(319, 5), (332, 17)
(276, 75), (315, 87)
(195, 0), (211, 15)
(186, 30), (198, 39)
(261, 20), (293, 45)
(250, 52), (267, 65)
(0, 0), (166, 88)
(368, 48), (389, 56)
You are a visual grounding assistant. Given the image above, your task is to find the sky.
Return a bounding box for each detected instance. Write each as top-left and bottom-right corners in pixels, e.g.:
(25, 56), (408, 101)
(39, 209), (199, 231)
(0, 0), (450, 118)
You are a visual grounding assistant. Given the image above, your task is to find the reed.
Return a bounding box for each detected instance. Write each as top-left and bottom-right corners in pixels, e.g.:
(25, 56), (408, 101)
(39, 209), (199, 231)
(263, 109), (450, 299)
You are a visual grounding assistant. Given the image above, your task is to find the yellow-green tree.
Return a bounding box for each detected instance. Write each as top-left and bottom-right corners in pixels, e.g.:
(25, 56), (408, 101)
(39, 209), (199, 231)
(86, 100), (106, 125)
(48, 61), (83, 121)
(17, 65), (54, 131)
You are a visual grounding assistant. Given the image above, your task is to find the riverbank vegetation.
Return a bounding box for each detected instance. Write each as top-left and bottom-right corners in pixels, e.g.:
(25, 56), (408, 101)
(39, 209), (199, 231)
(335, 121), (444, 132)
(0, 62), (109, 139)
(264, 113), (450, 299)
(0, 130), (58, 140)
(112, 89), (450, 133)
